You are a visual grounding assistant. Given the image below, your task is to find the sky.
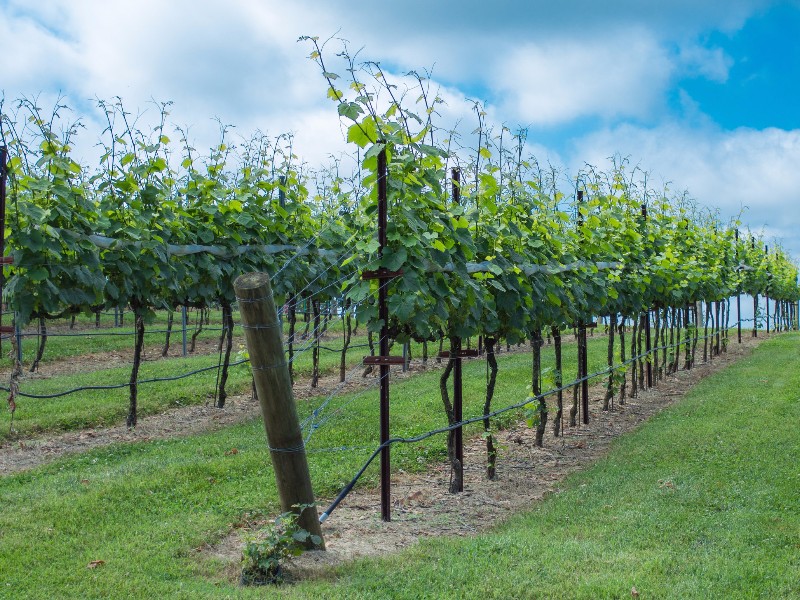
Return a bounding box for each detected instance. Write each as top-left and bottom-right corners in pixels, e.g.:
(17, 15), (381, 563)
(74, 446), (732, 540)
(1, 0), (799, 264)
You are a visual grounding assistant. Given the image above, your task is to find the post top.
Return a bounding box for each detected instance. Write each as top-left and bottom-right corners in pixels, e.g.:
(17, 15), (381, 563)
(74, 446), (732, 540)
(234, 272), (272, 292)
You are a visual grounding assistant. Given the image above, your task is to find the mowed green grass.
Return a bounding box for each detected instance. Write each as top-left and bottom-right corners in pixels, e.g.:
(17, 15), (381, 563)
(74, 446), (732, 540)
(286, 333), (800, 599)
(0, 317), (376, 440)
(0, 336), (607, 599)
(0, 324), (597, 441)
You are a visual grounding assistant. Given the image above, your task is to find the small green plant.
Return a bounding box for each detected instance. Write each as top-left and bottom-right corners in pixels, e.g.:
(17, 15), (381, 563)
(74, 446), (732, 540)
(240, 505), (322, 586)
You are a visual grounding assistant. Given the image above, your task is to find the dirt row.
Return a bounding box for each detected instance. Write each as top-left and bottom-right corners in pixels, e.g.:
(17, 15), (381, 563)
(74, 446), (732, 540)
(200, 335), (766, 583)
(0, 336), (541, 473)
(0, 331), (769, 583)
(0, 332), (755, 476)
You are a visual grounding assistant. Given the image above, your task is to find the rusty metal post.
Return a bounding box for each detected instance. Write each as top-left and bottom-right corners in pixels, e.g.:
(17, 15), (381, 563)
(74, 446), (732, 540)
(752, 237), (758, 337)
(278, 175), (286, 209)
(358, 148), (406, 520)
(735, 230), (742, 344)
(376, 148), (391, 520)
(642, 205), (652, 388)
(0, 147), (14, 343)
(0, 146), (6, 263)
(576, 190), (589, 424)
(0, 146), (6, 335)
(451, 168), (464, 491)
(765, 244), (770, 334)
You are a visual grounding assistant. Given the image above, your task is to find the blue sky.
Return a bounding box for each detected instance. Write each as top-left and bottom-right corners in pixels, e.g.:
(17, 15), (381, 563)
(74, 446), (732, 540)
(680, 3), (800, 130)
(1, 0), (799, 264)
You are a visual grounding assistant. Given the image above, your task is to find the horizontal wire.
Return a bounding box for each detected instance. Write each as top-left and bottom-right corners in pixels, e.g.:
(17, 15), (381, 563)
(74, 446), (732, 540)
(318, 327), (740, 522)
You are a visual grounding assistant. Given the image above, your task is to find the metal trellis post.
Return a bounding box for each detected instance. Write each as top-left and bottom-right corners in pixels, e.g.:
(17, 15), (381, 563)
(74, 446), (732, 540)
(0, 147), (15, 346)
(361, 147), (404, 521)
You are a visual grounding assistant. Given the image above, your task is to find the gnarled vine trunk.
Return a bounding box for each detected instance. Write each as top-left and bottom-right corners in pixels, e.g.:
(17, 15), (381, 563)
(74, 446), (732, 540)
(162, 310), (173, 357)
(311, 299), (321, 388)
(339, 299), (352, 382)
(603, 313), (617, 411)
(30, 317), (47, 373)
(215, 300), (235, 408)
(127, 307), (146, 428)
(618, 318), (627, 404)
(533, 329), (547, 447)
(190, 307), (204, 353)
(552, 326), (564, 436)
(569, 328), (582, 426)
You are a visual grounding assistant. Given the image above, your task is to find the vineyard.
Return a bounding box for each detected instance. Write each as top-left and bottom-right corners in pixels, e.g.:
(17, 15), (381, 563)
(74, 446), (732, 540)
(1, 39), (799, 595)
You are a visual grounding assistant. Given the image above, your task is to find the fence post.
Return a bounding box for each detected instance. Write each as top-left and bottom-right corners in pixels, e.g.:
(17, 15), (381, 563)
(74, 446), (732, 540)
(234, 272), (324, 549)
(765, 245), (770, 334)
(181, 305), (188, 357)
(359, 147), (405, 521)
(641, 205), (652, 387)
(0, 147), (15, 352)
(577, 190), (589, 424)
(735, 230), (742, 343)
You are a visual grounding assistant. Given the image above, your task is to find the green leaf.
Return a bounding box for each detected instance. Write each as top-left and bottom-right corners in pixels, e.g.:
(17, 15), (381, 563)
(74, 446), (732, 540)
(382, 247), (407, 271)
(546, 291), (562, 306)
(337, 102), (363, 121)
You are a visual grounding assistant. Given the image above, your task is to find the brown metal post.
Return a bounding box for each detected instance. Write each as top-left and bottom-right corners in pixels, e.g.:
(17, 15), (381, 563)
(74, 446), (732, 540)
(735, 230), (742, 343)
(0, 146), (6, 333)
(577, 190), (589, 424)
(752, 237), (758, 337)
(234, 272), (324, 549)
(0, 146), (7, 262)
(765, 245), (770, 334)
(358, 148), (405, 521)
(451, 168), (464, 490)
(642, 205), (652, 388)
(0, 147), (14, 343)
(377, 148), (391, 520)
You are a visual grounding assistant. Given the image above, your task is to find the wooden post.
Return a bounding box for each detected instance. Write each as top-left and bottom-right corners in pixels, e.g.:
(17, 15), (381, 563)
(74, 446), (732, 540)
(235, 272), (325, 549)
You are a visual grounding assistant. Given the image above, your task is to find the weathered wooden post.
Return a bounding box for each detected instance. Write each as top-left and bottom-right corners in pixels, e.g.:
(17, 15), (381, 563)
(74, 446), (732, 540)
(234, 272), (324, 549)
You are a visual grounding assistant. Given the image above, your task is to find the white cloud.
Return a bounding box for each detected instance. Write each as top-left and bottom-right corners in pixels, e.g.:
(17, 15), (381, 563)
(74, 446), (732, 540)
(0, 9), (83, 90)
(491, 29), (674, 125)
(1, 0), (797, 265)
(572, 123), (800, 260)
(677, 44), (734, 82)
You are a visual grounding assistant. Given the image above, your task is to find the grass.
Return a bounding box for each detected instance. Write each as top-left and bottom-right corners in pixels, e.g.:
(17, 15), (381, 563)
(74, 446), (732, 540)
(0, 317), (377, 440)
(285, 333), (800, 599)
(0, 308), (230, 368)
(0, 307), (361, 369)
(0, 324), (605, 441)
(0, 335), (610, 598)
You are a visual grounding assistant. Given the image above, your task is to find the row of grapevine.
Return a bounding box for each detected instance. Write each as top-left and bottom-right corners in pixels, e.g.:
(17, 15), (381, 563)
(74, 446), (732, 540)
(1, 49), (798, 431)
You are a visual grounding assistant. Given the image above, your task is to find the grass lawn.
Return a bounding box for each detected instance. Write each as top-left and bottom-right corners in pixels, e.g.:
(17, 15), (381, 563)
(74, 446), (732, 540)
(1, 332), (790, 598)
(0, 335), (607, 598)
(0, 321), (375, 440)
(0, 326), (601, 441)
(288, 333), (800, 599)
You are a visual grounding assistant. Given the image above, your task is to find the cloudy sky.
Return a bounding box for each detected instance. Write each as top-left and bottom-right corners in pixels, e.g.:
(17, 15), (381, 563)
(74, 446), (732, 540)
(2, 0), (799, 261)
